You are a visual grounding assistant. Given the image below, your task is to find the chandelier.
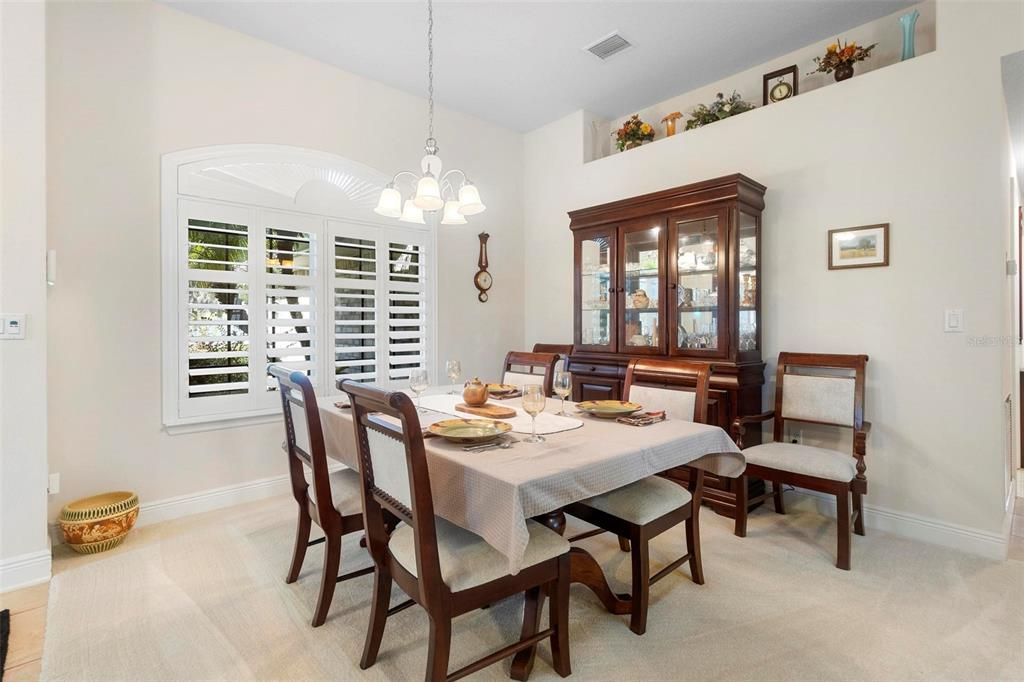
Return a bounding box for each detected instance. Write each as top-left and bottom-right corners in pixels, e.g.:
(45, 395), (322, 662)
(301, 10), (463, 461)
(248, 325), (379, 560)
(374, 0), (485, 225)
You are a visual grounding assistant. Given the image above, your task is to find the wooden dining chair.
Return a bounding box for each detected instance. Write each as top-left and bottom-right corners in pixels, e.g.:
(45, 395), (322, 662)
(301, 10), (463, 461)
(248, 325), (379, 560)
(531, 343), (573, 373)
(269, 364), (370, 627)
(731, 352), (870, 570)
(341, 380), (572, 682)
(502, 351), (558, 396)
(565, 358), (725, 636)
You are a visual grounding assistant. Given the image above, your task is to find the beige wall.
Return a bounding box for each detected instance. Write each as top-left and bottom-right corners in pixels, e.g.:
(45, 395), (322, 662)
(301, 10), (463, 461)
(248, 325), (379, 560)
(523, 1), (1024, 543)
(0, 0), (50, 587)
(45, 1), (524, 518)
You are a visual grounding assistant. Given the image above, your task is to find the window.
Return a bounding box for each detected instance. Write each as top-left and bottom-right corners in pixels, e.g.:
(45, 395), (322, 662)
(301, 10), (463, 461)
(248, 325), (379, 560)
(162, 146), (436, 430)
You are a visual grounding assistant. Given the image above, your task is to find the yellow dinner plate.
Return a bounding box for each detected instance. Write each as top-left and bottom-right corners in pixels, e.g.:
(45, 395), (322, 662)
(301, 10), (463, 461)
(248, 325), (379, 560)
(486, 383), (518, 395)
(577, 400), (643, 418)
(428, 418), (512, 444)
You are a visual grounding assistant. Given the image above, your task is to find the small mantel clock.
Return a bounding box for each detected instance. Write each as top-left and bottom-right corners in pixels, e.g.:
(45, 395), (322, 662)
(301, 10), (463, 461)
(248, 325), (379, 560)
(474, 232), (492, 302)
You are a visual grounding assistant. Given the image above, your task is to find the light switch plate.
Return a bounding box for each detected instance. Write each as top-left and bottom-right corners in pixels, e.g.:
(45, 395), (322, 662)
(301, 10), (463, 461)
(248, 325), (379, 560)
(944, 308), (964, 333)
(1, 315), (25, 337)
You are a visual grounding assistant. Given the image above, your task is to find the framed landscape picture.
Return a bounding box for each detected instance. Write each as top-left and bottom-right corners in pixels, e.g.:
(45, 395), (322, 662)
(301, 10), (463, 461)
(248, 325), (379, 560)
(828, 223), (889, 270)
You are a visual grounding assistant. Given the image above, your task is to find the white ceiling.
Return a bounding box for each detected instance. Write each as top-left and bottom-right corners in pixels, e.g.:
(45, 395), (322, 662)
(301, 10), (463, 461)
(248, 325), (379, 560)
(163, 0), (915, 132)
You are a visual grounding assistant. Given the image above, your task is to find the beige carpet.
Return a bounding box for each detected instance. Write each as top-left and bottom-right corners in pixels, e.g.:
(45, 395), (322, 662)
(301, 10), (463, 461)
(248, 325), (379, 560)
(41, 495), (1024, 681)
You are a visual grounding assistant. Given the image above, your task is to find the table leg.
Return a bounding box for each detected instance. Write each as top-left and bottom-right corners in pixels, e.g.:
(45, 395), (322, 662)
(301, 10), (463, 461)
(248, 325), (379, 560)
(510, 511), (632, 679)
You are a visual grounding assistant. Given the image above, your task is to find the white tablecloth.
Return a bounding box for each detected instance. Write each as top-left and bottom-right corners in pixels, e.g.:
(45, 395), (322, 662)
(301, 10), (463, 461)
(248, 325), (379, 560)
(320, 396), (740, 574)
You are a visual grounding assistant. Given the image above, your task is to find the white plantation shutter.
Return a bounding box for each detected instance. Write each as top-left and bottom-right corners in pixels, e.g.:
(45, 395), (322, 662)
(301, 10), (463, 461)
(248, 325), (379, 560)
(329, 223), (431, 388)
(330, 223), (380, 386)
(178, 200), (256, 418)
(386, 239), (428, 382)
(263, 214), (319, 395)
(165, 198), (434, 427)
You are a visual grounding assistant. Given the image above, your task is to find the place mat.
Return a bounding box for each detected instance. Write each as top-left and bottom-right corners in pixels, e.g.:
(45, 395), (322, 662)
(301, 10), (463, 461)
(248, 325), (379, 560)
(419, 394), (583, 435)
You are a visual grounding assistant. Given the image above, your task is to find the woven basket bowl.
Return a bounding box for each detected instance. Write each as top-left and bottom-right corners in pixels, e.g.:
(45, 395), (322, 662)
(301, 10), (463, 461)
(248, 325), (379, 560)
(59, 491), (139, 554)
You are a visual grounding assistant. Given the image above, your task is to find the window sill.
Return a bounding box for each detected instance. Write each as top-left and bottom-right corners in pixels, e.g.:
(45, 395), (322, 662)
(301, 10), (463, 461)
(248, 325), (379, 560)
(163, 411), (280, 436)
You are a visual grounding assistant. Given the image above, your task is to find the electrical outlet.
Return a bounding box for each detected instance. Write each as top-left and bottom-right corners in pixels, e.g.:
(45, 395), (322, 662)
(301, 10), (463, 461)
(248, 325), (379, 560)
(48, 472), (60, 495)
(0, 314), (26, 339)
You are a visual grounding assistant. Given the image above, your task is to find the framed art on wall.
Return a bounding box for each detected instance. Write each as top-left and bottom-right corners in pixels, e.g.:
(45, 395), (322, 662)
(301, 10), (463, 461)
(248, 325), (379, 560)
(828, 223), (889, 270)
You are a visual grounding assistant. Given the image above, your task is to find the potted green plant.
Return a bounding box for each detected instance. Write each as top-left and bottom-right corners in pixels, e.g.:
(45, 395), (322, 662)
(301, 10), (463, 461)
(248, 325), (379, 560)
(684, 92), (756, 131)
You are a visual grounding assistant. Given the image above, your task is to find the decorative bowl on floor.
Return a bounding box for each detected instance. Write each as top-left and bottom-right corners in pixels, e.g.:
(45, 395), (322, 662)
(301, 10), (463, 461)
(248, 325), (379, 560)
(59, 491), (139, 554)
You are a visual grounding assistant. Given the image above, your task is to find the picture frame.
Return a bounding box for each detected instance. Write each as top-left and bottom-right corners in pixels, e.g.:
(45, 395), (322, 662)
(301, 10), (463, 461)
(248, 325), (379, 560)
(762, 65), (799, 105)
(828, 223), (890, 270)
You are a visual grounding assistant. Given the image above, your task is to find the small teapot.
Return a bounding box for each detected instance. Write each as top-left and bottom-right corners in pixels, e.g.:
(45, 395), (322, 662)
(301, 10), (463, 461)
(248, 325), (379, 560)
(462, 377), (488, 407)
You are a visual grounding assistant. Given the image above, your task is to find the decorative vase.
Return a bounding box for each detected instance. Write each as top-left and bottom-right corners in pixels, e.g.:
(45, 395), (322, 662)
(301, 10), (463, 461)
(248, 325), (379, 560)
(834, 62), (854, 82)
(625, 140), (642, 150)
(899, 9), (920, 61)
(59, 491), (139, 554)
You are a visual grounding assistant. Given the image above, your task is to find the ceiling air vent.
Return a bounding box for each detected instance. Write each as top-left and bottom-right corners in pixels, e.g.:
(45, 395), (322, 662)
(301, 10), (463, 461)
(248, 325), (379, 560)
(585, 32), (632, 61)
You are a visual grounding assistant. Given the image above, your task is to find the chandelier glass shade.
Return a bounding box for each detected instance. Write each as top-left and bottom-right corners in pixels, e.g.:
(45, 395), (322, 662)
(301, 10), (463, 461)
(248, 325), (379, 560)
(374, 0), (485, 225)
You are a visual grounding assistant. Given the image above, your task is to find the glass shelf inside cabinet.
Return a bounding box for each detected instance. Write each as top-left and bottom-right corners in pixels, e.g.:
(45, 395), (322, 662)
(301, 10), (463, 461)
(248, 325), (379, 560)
(738, 212), (758, 351)
(580, 236), (612, 346)
(676, 217), (719, 350)
(623, 227), (661, 349)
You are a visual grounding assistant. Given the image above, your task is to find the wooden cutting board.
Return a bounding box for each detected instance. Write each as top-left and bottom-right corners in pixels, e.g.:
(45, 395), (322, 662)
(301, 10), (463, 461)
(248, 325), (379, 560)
(455, 403), (517, 419)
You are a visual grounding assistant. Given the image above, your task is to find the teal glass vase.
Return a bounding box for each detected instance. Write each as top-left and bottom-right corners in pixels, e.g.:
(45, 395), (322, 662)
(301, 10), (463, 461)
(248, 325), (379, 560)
(900, 9), (920, 61)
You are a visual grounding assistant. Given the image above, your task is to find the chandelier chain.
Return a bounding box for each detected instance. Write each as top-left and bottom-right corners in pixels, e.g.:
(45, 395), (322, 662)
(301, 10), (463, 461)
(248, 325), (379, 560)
(426, 0), (434, 146)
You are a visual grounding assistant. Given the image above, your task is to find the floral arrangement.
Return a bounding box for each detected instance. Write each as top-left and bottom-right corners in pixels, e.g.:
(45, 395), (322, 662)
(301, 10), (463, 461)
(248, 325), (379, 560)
(809, 39), (877, 75)
(614, 114), (655, 151)
(684, 92), (755, 131)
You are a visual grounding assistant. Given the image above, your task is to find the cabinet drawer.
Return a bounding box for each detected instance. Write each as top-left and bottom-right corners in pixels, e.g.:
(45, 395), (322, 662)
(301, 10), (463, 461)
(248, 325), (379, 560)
(573, 376), (621, 402)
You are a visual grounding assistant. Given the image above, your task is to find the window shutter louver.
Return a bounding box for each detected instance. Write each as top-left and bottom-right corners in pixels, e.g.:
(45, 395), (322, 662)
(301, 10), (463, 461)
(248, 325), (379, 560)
(167, 192), (434, 428)
(387, 241), (427, 382)
(331, 229), (379, 385)
(265, 224), (317, 391)
(182, 208), (254, 411)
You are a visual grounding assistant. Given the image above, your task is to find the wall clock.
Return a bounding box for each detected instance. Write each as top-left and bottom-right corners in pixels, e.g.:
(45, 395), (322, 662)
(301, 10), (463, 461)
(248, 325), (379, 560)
(762, 64), (799, 105)
(474, 231), (492, 302)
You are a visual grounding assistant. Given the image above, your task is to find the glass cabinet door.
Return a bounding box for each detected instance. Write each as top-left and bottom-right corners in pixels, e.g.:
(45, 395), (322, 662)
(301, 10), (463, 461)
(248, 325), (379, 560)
(737, 211), (759, 353)
(671, 212), (727, 356)
(575, 228), (616, 351)
(619, 221), (665, 354)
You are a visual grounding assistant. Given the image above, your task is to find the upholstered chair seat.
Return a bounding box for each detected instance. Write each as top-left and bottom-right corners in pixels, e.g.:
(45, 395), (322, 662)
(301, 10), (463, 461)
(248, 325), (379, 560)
(578, 477), (693, 526)
(741, 443), (857, 482)
(304, 467), (363, 515)
(390, 517), (569, 592)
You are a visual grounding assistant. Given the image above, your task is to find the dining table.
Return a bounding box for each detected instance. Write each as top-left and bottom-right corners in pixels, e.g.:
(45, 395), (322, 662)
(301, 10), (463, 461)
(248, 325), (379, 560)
(320, 385), (743, 678)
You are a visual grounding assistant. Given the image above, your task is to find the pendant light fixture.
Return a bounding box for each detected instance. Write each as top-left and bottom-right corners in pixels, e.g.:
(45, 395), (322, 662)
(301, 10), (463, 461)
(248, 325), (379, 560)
(374, 0), (485, 225)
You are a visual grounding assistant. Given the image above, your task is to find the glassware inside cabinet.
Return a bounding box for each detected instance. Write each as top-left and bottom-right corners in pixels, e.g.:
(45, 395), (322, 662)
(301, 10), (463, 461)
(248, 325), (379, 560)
(675, 217), (719, 350)
(738, 212), (758, 351)
(623, 227), (661, 349)
(579, 235), (612, 347)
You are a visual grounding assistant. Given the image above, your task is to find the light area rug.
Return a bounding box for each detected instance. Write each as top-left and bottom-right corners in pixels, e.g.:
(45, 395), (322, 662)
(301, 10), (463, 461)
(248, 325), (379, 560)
(41, 494), (1024, 681)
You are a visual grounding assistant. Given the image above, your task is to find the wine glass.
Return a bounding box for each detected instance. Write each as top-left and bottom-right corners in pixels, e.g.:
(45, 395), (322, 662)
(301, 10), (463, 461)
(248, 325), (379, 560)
(445, 359), (462, 395)
(552, 370), (572, 416)
(521, 384), (546, 443)
(409, 369), (429, 413)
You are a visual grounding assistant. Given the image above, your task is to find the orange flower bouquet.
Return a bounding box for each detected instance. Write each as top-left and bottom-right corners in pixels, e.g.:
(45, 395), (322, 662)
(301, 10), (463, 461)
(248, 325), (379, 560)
(614, 114), (655, 151)
(809, 39), (877, 81)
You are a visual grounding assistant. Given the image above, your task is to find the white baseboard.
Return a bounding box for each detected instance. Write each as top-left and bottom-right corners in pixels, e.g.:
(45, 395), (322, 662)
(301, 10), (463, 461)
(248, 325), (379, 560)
(48, 465), (348, 543)
(136, 472), (297, 528)
(0, 548), (52, 593)
(787, 489), (1009, 561)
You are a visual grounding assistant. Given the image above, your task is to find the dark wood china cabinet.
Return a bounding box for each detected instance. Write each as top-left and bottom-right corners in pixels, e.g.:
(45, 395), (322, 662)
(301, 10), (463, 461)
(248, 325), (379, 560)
(568, 174), (767, 517)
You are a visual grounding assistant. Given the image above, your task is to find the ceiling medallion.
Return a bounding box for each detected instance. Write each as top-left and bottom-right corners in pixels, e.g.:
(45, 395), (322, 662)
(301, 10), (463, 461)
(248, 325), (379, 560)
(374, 0), (485, 225)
